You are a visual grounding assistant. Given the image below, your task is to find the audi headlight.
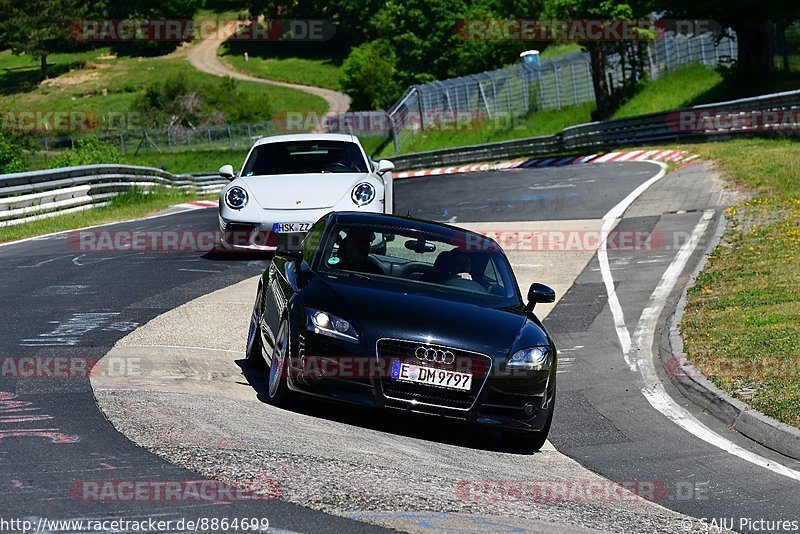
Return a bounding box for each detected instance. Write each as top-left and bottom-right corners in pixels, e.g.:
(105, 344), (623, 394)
(306, 308), (358, 342)
(351, 182), (375, 206)
(225, 186), (248, 210)
(507, 347), (550, 371)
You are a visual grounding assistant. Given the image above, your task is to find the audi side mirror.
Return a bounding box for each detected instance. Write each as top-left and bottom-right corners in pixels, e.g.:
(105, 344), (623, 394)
(275, 248), (303, 263)
(527, 283), (555, 310)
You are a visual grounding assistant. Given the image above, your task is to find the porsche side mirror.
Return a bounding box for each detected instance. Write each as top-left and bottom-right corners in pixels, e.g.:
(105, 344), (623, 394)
(376, 159), (394, 176)
(527, 283), (555, 310)
(219, 164), (235, 180)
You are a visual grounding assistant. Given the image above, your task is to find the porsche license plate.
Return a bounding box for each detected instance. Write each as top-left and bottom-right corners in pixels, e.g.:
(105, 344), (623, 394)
(272, 222), (312, 234)
(390, 361), (472, 391)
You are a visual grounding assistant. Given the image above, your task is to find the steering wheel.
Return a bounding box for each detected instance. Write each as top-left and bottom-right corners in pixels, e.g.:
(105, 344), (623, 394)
(324, 162), (350, 172)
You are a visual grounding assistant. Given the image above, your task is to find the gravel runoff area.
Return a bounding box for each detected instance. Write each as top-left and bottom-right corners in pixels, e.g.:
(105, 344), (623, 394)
(92, 227), (721, 533)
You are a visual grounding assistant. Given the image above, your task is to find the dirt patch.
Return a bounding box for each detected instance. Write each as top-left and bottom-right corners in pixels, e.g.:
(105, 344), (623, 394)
(41, 70), (101, 87)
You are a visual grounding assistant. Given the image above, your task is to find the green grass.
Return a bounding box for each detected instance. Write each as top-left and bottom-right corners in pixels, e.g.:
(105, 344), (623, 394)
(0, 47), (327, 121)
(612, 64), (723, 118)
(682, 138), (800, 428)
(0, 187), (216, 243)
(220, 42), (343, 90)
(376, 103), (594, 158)
(121, 149), (250, 174)
(540, 42), (583, 59)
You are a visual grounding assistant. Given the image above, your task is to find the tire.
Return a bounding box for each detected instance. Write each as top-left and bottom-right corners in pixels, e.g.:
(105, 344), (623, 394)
(504, 390), (555, 452)
(266, 319), (291, 405)
(245, 285), (265, 368)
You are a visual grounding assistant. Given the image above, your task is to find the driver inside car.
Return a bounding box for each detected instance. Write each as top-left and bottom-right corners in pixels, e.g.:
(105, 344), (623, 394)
(334, 230), (384, 275)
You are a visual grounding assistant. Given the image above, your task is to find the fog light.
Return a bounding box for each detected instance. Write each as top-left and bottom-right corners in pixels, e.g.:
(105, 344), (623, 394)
(523, 402), (535, 416)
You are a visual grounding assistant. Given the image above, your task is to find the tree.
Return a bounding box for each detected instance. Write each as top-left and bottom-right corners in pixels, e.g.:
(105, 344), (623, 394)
(653, 0), (800, 77)
(108, 0), (205, 55)
(543, 0), (656, 118)
(0, 0), (86, 79)
(340, 39), (402, 110)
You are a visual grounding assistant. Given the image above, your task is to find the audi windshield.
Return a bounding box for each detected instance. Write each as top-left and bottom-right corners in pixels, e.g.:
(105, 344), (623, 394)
(316, 224), (521, 305)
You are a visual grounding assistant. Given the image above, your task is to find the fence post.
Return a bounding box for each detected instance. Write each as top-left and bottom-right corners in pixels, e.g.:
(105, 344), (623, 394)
(119, 133), (126, 154)
(700, 35), (707, 65)
(491, 81), (498, 115)
(478, 82), (492, 119)
(388, 113), (399, 153)
(539, 74), (546, 110)
(570, 63), (579, 105)
(553, 64), (562, 109)
(417, 86), (425, 131)
(228, 126), (233, 148)
(522, 72), (529, 113)
(505, 79), (512, 115)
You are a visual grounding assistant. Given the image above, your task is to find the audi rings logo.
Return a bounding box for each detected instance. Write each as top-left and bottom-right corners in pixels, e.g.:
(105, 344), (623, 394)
(415, 346), (456, 364)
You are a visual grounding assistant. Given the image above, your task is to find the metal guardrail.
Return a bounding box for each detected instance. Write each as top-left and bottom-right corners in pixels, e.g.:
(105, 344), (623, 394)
(0, 165), (225, 227)
(391, 88), (800, 170)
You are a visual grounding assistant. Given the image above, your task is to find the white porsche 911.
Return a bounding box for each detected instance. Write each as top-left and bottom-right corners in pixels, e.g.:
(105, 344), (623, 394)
(217, 133), (395, 250)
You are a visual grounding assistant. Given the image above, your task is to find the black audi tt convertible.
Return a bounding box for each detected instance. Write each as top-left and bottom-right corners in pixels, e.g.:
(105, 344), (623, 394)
(245, 211), (557, 449)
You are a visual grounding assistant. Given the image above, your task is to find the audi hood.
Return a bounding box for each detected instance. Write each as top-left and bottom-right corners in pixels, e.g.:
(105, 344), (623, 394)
(302, 275), (549, 360)
(239, 173), (380, 210)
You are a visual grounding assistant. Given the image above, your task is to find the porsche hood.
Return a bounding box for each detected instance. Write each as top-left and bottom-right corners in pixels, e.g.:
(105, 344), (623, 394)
(241, 173), (377, 210)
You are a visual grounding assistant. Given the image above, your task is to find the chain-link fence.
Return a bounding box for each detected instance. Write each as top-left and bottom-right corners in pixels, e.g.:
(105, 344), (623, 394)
(39, 121), (279, 161)
(380, 31), (738, 151)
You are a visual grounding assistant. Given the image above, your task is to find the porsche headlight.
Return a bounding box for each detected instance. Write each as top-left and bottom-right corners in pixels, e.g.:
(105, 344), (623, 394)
(225, 186), (248, 210)
(507, 347), (550, 371)
(351, 182), (375, 206)
(306, 308), (359, 342)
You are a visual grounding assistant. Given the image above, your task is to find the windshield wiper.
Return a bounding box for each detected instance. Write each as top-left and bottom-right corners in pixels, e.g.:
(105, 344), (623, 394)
(330, 270), (373, 281)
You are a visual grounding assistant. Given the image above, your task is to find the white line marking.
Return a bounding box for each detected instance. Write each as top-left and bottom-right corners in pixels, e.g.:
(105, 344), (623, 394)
(595, 170), (800, 480)
(178, 268), (221, 273)
(17, 255), (73, 268)
(598, 162), (669, 369)
(630, 210), (800, 481)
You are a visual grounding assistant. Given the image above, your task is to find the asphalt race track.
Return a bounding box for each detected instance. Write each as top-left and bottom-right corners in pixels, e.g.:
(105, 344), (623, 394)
(1, 161), (798, 532)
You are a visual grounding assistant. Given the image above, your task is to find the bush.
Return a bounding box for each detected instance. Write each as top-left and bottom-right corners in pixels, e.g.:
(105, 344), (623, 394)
(0, 135), (27, 174)
(340, 40), (402, 110)
(50, 136), (121, 168)
(133, 74), (272, 128)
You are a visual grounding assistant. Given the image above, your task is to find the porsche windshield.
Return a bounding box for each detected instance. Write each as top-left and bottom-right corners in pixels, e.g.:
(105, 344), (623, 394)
(242, 140), (369, 175)
(318, 225), (520, 304)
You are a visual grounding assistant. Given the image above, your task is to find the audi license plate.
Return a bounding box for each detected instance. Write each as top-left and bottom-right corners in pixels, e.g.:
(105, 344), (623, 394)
(272, 222), (312, 234)
(390, 361), (472, 391)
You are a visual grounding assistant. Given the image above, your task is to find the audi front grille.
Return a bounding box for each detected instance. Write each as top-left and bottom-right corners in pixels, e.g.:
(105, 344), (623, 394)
(376, 338), (492, 411)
